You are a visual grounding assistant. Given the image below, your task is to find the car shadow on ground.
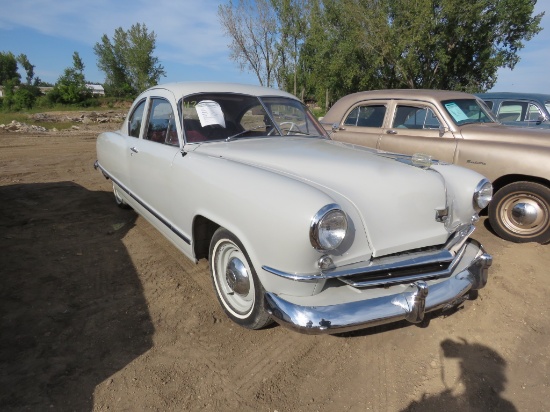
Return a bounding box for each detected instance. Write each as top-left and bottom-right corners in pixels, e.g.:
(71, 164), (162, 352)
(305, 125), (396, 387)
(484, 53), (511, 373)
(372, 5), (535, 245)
(0, 182), (153, 411)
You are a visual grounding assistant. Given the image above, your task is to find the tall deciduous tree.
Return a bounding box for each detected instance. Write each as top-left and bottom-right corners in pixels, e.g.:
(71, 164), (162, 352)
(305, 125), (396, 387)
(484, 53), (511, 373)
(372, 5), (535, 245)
(272, 0), (308, 95)
(301, 0), (543, 101)
(93, 23), (165, 97)
(52, 51), (90, 104)
(16, 54), (35, 85)
(0, 51), (20, 85)
(218, 0), (280, 87)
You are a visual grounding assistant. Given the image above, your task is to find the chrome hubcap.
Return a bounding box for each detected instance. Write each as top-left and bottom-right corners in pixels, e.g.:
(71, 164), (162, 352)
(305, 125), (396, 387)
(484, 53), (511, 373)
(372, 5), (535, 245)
(511, 202), (538, 226)
(501, 193), (549, 235)
(225, 257), (250, 296)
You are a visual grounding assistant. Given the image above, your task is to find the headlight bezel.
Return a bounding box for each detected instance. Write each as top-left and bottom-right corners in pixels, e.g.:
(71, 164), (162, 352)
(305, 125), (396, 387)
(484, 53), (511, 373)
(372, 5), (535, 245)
(473, 179), (493, 212)
(310, 204), (348, 251)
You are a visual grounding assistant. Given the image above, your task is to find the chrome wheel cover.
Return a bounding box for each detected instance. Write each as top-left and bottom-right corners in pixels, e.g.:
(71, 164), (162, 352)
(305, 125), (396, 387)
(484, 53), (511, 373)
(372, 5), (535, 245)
(212, 239), (255, 318)
(499, 191), (550, 236)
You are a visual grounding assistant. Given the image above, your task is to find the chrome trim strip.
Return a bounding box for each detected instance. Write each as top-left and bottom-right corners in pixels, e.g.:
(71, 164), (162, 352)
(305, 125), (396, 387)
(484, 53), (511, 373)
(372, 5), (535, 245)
(339, 244), (467, 288)
(265, 245), (492, 335)
(94, 161), (191, 245)
(262, 224), (475, 283)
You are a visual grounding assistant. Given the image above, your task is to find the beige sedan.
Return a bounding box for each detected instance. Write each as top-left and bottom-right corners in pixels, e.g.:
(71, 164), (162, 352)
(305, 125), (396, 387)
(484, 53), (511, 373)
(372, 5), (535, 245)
(323, 89), (550, 244)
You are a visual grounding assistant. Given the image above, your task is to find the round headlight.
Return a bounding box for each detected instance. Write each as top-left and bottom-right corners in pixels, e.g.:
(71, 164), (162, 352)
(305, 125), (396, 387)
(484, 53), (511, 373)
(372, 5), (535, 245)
(310, 204), (348, 251)
(474, 179), (493, 211)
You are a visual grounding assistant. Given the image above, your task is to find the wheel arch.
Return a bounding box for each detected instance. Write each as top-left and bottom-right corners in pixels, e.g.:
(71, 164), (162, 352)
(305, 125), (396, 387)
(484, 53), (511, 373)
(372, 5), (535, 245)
(192, 214), (220, 260)
(492, 173), (550, 193)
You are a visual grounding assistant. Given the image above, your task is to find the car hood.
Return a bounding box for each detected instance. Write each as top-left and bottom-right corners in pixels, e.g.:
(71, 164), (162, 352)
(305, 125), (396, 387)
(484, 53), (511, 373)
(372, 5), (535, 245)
(459, 123), (550, 147)
(193, 137), (450, 256)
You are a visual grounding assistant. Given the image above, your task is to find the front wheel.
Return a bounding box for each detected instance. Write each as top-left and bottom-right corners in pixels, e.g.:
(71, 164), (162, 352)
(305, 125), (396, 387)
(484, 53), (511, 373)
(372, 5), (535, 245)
(488, 181), (550, 244)
(209, 228), (272, 329)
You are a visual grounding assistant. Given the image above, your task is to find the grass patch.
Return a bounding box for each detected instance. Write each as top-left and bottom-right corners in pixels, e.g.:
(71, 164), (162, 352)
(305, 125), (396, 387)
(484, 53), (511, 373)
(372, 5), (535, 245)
(0, 113), (29, 125)
(42, 122), (77, 131)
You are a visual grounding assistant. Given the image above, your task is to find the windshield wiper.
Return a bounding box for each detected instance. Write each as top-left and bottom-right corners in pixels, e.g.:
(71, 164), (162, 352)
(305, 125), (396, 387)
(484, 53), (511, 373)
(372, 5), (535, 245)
(226, 125), (267, 141)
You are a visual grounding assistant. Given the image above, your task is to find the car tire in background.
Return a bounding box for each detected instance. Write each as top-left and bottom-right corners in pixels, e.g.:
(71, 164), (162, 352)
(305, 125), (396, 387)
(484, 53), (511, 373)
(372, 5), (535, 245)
(209, 228), (273, 329)
(489, 181), (550, 244)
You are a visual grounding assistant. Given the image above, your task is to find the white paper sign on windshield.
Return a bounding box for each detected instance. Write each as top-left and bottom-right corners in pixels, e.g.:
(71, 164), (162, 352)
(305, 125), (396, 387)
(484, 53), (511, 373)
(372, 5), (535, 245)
(444, 102), (468, 122)
(196, 100), (226, 128)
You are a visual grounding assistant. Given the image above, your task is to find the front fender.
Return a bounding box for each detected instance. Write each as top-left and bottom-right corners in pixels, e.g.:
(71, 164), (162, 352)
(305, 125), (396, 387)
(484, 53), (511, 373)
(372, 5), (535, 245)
(170, 152), (346, 296)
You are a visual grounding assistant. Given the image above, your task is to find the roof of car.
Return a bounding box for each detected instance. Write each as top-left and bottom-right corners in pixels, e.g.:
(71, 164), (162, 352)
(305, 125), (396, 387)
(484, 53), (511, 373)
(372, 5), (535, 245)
(475, 92), (550, 101)
(327, 89), (479, 115)
(144, 82), (299, 100)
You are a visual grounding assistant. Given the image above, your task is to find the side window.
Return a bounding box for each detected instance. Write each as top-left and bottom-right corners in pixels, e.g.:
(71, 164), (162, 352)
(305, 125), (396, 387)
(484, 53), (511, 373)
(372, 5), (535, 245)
(145, 98), (178, 146)
(344, 105), (386, 127)
(344, 107), (359, 126)
(241, 104), (271, 134)
(483, 100), (494, 110)
(498, 101), (527, 122)
(128, 99), (146, 138)
(526, 103), (542, 121)
(393, 106), (441, 130)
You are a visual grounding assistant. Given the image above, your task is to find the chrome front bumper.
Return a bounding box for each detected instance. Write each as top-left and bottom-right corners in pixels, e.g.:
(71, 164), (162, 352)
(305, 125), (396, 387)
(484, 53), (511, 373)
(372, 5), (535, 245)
(265, 244), (492, 335)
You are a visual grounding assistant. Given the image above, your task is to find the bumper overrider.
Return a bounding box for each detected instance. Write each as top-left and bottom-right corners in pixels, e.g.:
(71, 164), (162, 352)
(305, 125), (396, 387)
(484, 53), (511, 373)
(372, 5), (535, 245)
(263, 226), (492, 334)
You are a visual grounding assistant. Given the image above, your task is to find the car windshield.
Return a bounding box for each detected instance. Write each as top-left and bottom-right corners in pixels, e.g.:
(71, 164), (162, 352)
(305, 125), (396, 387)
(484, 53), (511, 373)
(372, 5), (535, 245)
(441, 99), (497, 126)
(180, 93), (327, 143)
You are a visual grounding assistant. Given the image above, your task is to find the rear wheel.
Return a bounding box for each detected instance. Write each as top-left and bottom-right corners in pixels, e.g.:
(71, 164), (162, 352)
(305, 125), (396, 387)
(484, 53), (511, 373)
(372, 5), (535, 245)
(209, 228), (272, 329)
(489, 181), (550, 244)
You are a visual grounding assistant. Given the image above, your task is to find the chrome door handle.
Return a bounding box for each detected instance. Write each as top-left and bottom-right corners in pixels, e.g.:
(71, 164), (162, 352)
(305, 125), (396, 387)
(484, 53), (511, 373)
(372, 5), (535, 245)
(386, 130), (397, 135)
(130, 147), (139, 153)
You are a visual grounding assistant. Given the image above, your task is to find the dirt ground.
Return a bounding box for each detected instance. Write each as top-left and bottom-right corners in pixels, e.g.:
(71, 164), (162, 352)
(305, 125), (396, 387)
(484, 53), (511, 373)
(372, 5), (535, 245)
(0, 117), (549, 412)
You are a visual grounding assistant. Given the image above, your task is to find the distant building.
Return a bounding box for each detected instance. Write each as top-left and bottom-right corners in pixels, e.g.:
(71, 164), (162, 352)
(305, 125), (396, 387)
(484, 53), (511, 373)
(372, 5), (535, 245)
(86, 84), (105, 96)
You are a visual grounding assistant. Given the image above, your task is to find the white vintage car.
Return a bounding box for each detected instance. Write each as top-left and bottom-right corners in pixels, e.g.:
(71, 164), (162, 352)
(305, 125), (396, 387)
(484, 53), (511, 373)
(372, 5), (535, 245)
(94, 82), (493, 334)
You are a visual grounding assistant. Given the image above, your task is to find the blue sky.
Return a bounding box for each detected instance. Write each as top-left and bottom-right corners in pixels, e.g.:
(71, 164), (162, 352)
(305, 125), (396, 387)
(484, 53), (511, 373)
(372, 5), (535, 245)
(0, 0), (548, 92)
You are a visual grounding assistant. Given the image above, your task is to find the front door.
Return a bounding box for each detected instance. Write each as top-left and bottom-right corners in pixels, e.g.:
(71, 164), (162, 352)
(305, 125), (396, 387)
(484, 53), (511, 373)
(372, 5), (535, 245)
(378, 102), (458, 163)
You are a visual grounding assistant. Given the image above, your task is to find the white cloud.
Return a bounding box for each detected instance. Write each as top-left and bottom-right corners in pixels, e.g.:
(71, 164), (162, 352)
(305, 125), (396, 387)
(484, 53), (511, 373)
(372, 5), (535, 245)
(0, 0), (231, 67)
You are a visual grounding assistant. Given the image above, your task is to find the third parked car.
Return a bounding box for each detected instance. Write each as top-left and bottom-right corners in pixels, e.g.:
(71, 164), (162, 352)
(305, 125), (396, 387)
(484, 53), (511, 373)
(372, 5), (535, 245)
(322, 89), (550, 244)
(476, 92), (550, 129)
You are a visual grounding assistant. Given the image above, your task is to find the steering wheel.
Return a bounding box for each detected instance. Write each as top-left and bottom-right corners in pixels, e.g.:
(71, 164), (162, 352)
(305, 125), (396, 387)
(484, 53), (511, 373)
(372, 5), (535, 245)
(267, 121), (300, 136)
(280, 121), (298, 135)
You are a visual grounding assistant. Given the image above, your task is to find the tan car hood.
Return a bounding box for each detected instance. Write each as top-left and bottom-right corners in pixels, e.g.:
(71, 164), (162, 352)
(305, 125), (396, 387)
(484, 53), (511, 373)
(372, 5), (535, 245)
(459, 123), (550, 147)
(194, 137), (450, 256)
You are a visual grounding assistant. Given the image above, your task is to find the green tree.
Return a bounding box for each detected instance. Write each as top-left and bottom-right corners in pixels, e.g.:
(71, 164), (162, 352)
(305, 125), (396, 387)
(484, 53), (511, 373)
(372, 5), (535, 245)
(93, 23), (165, 97)
(298, 0), (375, 106)
(12, 85), (36, 110)
(51, 51), (90, 104)
(0, 51), (20, 85)
(272, 0), (308, 95)
(16, 54), (34, 85)
(300, 0), (543, 100)
(2, 79), (16, 109)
